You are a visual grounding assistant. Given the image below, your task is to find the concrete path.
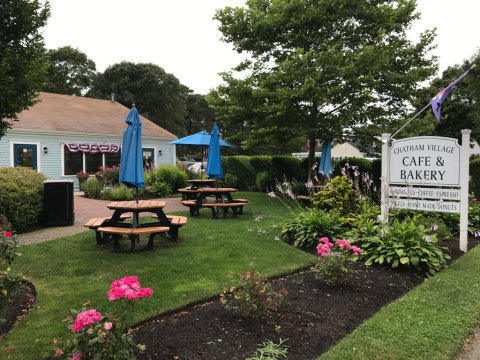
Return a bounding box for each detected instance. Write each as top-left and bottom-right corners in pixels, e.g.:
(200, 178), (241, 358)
(17, 195), (185, 245)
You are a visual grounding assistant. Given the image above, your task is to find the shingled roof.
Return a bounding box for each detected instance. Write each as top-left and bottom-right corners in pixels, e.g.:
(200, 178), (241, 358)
(8, 92), (177, 140)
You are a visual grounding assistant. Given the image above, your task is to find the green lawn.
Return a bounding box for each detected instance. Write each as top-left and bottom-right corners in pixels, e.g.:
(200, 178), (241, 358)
(320, 244), (480, 360)
(1, 192), (315, 360)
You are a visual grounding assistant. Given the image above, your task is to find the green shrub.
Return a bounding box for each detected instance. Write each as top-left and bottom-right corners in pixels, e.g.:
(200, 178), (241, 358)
(470, 158), (480, 197)
(0, 167), (46, 231)
(280, 208), (343, 248)
(223, 156), (256, 190)
(81, 177), (103, 199)
(354, 216), (450, 274)
(271, 156), (304, 181)
(150, 180), (172, 198)
(101, 185), (134, 201)
(256, 171), (274, 192)
(220, 260), (286, 319)
(312, 176), (360, 228)
(95, 166), (119, 186)
(223, 173), (238, 188)
(314, 252), (350, 286)
(146, 165), (187, 194)
(0, 232), (24, 302)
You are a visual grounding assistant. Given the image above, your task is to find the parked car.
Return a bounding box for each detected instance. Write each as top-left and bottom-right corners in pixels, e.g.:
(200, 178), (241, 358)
(177, 157), (196, 168)
(187, 162), (207, 174)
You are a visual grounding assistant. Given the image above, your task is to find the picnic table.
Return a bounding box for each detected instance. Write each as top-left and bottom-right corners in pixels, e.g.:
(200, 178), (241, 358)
(181, 187), (248, 218)
(186, 179), (217, 189)
(84, 200), (187, 251)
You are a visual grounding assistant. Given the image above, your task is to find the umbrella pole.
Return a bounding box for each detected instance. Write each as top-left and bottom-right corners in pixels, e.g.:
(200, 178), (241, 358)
(201, 146), (204, 180)
(135, 188), (139, 204)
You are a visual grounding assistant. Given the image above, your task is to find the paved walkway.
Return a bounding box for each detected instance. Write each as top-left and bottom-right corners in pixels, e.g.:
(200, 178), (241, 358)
(17, 194), (185, 245)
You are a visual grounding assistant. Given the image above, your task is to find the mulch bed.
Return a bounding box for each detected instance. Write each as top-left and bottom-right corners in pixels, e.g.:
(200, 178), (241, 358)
(2, 238), (478, 359)
(0, 281), (36, 338)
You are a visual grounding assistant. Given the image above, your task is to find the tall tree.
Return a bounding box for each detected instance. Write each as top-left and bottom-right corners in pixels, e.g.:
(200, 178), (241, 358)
(43, 46), (97, 96)
(88, 62), (189, 136)
(212, 0), (437, 178)
(185, 93), (215, 134)
(0, 0), (50, 138)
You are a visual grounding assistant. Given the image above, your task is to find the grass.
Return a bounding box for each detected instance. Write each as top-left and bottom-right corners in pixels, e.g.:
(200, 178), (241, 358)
(1, 192), (315, 360)
(319, 244), (480, 360)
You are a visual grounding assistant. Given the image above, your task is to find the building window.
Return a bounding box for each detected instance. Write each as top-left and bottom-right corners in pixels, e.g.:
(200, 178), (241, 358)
(64, 148), (83, 175)
(105, 152), (121, 168)
(85, 153), (103, 173)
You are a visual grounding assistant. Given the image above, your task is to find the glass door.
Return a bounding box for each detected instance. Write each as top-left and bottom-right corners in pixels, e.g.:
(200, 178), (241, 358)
(13, 144), (38, 170)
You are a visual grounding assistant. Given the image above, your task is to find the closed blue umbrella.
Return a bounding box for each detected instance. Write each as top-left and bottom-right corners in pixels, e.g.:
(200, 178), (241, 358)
(206, 124), (223, 179)
(318, 140), (333, 179)
(119, 106), (144, 199)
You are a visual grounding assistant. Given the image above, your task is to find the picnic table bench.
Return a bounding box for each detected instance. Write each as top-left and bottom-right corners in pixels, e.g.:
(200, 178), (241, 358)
(181, 200), (248, 218)
(84, 204), (188, 250)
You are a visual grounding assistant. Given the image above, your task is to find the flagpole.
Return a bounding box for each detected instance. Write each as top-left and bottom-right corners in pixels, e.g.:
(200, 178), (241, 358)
(391, 64), (476, 139)
(391, 102), (432, 139)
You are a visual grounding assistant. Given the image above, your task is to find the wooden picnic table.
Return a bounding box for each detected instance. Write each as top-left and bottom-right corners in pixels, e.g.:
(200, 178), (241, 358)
(89, 200), (186, 251)
(186, 179), (217, 189)
(181, 187), (248, 218)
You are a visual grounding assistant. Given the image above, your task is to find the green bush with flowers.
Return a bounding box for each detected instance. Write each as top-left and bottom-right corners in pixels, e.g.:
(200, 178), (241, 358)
(0, 231), (25, 325)
(314, 237), (362, 285)
(54, 276), (152, 360)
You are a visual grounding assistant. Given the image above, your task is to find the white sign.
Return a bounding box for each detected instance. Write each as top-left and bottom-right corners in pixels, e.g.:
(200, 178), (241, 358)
(389, 137), (461, 186)
(389, 186), (461, 200)
(390, 198), (460, 213)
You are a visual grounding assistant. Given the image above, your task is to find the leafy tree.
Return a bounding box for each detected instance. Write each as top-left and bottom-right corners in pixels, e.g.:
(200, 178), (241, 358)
(88, 62), (189, 136)
(212, 0), (437, 178)
(185, 93), (215, 134)
(0, 0), (50, 138)
(43, 46), (97, 96)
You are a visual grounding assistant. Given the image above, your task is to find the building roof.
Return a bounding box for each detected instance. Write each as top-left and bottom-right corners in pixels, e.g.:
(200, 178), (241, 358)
(8, 92), (177, 140)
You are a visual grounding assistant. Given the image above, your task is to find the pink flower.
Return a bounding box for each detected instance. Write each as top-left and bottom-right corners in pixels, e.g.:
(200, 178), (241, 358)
(72, 309), (102, 333)
(104, 322), (113, 330)
(349, 245), (362, 256)
(3, 231), (12, 237)
(335, 239), (351, 249)
(107, 276), (153, 301)
(54, 348), (64, 357)
(71, 352), (82, 360)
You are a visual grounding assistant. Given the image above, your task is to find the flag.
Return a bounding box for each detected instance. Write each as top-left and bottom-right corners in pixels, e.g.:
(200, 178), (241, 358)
(431, 68), (471, 123)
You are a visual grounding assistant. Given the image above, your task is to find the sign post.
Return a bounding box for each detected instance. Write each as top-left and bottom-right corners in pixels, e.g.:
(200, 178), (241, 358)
(381, 130), (471, 252)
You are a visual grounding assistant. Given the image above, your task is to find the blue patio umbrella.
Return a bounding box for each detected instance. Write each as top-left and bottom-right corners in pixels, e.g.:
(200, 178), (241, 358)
(119, 105), (144, 200)
(170, 130), (235, 147)
(318, 140), (333, 179)
(170, 129), (234, 178)
(206, 124), (223, 179)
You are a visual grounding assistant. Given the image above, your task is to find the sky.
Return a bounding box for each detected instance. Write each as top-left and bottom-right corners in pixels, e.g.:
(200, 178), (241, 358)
(41, 0), (480, 95)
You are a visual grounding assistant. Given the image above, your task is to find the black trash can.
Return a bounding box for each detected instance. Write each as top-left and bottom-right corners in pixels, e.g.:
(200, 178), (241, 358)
(44, 180), (75, 226)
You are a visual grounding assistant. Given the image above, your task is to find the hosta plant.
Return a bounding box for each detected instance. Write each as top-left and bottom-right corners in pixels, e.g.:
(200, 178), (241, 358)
(280, 208), (343, 249)
(355, 216), (450, 274)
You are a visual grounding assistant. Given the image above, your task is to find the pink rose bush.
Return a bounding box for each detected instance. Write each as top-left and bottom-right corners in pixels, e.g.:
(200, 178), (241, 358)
(107, 275), (153, 301)
(55, 275), (152, 359)
(314, 237), (362, 286)
(72, 309), (102, 333)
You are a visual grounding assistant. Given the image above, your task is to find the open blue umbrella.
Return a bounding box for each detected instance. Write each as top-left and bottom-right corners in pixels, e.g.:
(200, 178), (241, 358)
(119, 105), (144, 200)
(170, 130), (235, 147)
(206, 124), (223, 179)
(318, 140), (333, 179)
(170, 129), (234, 178)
